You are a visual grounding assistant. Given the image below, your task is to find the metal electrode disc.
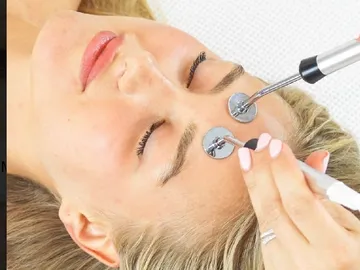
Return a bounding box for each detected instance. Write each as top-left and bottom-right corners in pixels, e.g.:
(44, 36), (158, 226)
(228, 93), (258, 123)
(202, 127), (235, 159)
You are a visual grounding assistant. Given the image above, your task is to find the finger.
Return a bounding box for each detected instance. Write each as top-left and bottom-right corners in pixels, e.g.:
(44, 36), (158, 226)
(305, 152), (360, 233)
(304, 150), (330, 200)
(238, 134), (308, 256)
(268, 139), (349, 247)
(304, 150), (330, 174)
(260, 234), (294, 270)
(260, 239), (277, 270)
(319, 199), (360, 233)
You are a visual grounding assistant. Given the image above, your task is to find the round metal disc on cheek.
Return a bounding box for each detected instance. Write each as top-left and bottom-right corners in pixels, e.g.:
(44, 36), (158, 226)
(228, 93), (258, 123)
(202, 127), (235, 159)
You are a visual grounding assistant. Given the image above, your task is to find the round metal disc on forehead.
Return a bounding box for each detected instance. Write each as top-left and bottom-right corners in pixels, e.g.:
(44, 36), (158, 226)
(228, 93), (258, 123)
(202, 127), (235, 159)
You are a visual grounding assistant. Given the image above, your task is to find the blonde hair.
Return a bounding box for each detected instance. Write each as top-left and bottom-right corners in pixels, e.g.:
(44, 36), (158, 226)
(78, 0), (154, 19)
(7, 1), (360, 269)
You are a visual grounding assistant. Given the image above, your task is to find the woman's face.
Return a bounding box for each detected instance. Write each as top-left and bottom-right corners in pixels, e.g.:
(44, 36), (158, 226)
(28, 11), (291, 224)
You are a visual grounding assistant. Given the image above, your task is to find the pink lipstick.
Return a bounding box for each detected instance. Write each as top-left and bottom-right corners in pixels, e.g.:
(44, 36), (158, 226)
(80, 31), (124, 89)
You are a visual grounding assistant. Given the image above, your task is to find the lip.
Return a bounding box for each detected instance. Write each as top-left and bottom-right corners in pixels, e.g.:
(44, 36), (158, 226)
(80, 31), (124, 89)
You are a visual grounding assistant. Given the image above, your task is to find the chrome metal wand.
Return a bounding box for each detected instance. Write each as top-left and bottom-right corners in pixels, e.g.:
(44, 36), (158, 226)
(238, 36), (360, 114)
(203, 127), (360, 212)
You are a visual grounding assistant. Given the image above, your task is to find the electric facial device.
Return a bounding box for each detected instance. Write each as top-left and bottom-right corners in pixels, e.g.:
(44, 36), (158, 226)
(229, 36), (360, 123)
(202, 36), (360, 211)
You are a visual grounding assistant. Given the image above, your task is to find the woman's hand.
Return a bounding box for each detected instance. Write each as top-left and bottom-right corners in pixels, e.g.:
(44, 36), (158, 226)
(238, 133), (360, 270)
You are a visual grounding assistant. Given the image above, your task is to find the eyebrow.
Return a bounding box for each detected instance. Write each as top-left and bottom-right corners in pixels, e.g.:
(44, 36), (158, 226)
(210, 64), (245, 94)
(156, 64), (244, 186)
(158, 122), (197, 186)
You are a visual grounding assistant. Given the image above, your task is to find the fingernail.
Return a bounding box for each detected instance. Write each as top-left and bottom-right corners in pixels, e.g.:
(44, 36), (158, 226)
(322, 151), (330, 173)
(269, 139), (283, 158)
(256, 133), (272, 151)
(238, 147), (252, 172)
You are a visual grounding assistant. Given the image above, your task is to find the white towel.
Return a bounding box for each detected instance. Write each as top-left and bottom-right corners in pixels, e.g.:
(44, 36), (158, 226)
(148, 0), (360, 144)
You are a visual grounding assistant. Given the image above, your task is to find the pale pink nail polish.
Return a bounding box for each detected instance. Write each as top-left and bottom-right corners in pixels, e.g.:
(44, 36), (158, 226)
(238, 148), (252, 171)
(256, 133), (272, 151)
(322, 152), (330, 173)
(269, 139), (283, 158)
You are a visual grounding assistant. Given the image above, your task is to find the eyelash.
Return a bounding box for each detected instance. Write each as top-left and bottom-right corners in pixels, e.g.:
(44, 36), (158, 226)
(136, 53), (206, 157)
(136, 120), (165, 156)
(186, 51), (207, 88)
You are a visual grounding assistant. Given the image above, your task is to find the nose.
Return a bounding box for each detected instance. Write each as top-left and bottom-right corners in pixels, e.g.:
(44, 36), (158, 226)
(116, 34), (176, 100)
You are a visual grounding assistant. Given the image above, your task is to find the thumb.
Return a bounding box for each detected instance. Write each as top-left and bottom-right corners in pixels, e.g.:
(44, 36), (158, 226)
(304, 150), (330, 174)
(304, 150), (331, 200)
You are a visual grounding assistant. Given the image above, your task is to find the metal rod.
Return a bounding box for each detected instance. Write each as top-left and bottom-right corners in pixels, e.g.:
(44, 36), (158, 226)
(206, 136), (245, 154)
(223, 136), (244, 147)
(236, 36), (360, 114)
(206, 138), (226, 154)
(209, 134), (360, 211)
(239, 73), (302, 112)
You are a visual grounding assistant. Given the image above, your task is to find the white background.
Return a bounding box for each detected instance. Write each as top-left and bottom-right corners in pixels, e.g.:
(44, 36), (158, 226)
(148, 0), (360, 144)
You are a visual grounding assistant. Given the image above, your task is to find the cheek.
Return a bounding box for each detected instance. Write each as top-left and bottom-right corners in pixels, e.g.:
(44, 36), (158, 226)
(31, 12), (86, 95)
(33, 103), (128, 187)
(32, 52), (81, 102)
(199, 160), (246, 210)
(165, 154), (247, 226)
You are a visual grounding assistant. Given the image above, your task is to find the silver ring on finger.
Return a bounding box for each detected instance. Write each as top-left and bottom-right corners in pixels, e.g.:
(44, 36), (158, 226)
(260, 229), (277, 245)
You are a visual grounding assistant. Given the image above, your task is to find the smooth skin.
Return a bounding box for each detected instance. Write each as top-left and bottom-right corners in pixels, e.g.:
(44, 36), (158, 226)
(8, 7), (295, 266)
(238, 133), (360, 270)
(7, 1), (360, 267)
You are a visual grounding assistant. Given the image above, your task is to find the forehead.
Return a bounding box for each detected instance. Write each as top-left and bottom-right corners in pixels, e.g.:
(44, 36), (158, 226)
(255, 81), (296, 140)
(231, 74), (295, 140)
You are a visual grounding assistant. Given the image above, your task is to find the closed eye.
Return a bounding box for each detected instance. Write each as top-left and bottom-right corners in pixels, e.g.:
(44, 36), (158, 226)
(136, 120), (165, 157)
(186, 52), (207, 88)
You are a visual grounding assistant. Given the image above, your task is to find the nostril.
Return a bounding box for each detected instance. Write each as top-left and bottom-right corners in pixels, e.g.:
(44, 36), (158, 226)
(116, 60), (127, 79)
(116, 52), (163, 95)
